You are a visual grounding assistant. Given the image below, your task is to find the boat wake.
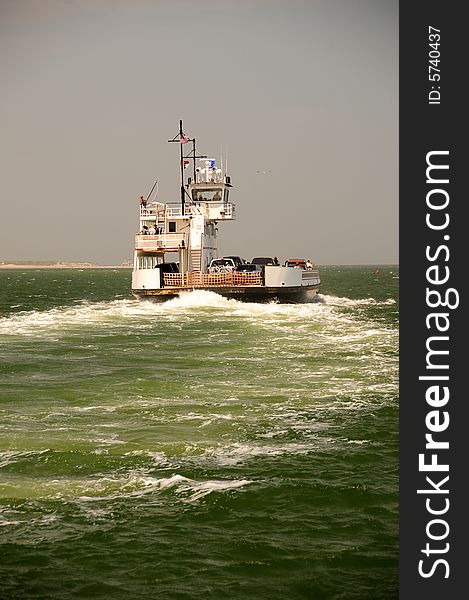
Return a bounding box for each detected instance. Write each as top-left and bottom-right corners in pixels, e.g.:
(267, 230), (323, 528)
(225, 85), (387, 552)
(0, 291), (395, 337)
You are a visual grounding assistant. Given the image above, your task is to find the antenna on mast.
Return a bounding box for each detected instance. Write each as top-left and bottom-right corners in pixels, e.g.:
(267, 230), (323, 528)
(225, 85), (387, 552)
(168, 119), (193, 215)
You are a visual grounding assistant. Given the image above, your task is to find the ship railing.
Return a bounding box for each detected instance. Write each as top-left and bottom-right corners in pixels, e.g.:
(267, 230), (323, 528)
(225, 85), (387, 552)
(163, 272), (263, 288)
(165, 205), (184, 217)
(140, 203), (168, 217)
(135, 233), (187, 251)
(140, 204), (182, 218)
(162, 203), (235, 218)
(140, 208), (158, 217)
(301, 269), (321, 285)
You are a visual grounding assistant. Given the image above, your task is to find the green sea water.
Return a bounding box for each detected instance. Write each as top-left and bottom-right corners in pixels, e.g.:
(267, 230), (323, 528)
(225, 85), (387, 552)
(0, 267), (399, 599)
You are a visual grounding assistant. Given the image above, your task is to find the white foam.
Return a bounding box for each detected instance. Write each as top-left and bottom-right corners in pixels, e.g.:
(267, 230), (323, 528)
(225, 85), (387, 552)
(323, 295), (396, 307)
(182, 478), (253, 501)
(165, 290), (237, 309)
(118, 473), (253, 502)
(206, 442), (315, 466)
(124, 450), (167, 463)
(0, 289), (397, 338)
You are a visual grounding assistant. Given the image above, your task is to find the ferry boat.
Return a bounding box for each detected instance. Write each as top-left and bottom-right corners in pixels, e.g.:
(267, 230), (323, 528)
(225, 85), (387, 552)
(131, 121), (320, 303)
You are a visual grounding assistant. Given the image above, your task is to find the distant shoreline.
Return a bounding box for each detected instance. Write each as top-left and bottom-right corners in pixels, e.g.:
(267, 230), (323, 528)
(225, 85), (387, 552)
(0, 263), (132, 270)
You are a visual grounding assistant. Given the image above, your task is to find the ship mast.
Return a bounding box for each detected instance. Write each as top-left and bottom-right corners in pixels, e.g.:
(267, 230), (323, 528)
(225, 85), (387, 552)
(168, 120), (206, 215)
(168, 120), (188, 215)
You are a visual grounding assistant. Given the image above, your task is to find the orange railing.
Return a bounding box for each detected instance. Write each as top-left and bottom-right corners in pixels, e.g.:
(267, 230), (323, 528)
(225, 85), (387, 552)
(163, 272), (262, 288)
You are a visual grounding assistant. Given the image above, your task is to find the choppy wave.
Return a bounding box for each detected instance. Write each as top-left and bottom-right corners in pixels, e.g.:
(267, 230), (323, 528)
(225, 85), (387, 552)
(0, 449), (49, 469)
(0, 470), (253, 504)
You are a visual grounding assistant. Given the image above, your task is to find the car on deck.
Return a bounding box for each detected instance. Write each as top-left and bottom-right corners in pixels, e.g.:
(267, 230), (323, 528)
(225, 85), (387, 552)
(223, 255), (246, 267)
(235, 263), (263, 273)
(208, 258), (236, 273)
(285, 258), (307, 269)
(251, 257), (279, 266)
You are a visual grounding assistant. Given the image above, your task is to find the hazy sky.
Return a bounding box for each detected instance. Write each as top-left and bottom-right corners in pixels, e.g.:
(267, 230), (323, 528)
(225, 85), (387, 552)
(0, 0), (398, 265)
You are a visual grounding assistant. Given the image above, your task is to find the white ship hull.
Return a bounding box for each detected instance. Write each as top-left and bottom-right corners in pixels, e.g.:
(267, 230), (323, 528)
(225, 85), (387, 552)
(132, 267), (321, 304)
(132, 283), (320, 304)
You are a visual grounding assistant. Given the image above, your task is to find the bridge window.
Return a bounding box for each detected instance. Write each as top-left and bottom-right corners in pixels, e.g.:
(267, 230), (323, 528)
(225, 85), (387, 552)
(168, 221), (176, 233)
(192, 188), (223, 202)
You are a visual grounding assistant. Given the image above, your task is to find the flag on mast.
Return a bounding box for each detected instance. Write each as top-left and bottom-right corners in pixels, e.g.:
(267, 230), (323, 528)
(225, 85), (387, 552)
(180, 134), (190, 144)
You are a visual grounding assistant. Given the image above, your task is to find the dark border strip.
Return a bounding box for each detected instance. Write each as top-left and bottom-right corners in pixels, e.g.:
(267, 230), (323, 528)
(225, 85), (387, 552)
(400, 2), (465, 597)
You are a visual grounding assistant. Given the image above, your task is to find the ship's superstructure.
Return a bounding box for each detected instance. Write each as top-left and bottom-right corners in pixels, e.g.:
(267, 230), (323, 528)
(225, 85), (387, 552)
(131, 121), (320, 302)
